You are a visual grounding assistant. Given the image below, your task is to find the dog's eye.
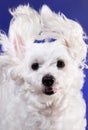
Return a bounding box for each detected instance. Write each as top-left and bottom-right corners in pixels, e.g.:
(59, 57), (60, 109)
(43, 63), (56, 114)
(57, 60), (65, 68)
(31, 63), (39, 71)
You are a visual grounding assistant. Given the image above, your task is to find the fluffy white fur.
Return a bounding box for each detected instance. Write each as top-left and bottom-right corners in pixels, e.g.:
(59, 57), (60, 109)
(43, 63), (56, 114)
(0, 4), (87, 130)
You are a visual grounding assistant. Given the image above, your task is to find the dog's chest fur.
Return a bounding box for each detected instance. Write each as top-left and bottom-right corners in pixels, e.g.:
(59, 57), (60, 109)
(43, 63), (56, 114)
(13, 92), (76, 130)
(19, 92), (85, 130)
(24, 97), (64, 130)
(0, 84), (86, 130)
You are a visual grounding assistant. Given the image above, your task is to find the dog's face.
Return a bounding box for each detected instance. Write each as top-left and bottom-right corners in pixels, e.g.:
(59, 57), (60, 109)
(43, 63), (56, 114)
(21, 40), (78, 96)
(3, 5), (86, 98)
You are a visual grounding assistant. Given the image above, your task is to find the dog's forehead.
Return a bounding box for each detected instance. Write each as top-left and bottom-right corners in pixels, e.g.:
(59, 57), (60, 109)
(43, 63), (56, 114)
(27, 41), (69, 59)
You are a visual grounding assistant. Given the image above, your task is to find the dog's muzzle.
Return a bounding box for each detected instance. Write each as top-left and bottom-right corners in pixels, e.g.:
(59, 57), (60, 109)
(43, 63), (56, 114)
(42, 74), (56, 95)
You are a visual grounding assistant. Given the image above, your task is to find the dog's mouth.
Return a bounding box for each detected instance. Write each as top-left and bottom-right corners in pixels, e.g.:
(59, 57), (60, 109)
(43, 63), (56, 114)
(43, 87), (56, 95)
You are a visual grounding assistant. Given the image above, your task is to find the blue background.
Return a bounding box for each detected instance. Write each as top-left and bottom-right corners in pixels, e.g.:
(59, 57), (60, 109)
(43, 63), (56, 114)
(0, 0), (88, 129)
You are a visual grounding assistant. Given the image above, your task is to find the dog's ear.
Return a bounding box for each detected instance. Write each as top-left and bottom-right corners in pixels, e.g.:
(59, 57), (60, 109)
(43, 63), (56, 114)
(64, 36), (87, 67)
(11, 33), (25, 59)
(41, 5), (87, 67)
(8, 5), (41, 59)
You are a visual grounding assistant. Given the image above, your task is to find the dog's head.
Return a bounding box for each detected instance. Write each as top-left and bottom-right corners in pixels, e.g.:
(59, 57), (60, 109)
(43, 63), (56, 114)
(0, 5), (87, 96)
(22, 41), (76, 96)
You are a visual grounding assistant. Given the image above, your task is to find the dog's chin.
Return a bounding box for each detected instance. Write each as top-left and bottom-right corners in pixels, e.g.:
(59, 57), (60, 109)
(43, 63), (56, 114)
(43, 87), (56, 96)
(44, 91), (55, 95)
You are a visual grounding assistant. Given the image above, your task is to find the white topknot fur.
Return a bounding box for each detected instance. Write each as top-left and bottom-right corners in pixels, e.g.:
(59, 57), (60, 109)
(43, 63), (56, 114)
(0, 4), (87, 130)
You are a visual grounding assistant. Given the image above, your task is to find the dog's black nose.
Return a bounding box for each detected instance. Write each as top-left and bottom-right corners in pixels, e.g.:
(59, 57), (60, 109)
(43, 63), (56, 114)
(42, 74), (55, 87)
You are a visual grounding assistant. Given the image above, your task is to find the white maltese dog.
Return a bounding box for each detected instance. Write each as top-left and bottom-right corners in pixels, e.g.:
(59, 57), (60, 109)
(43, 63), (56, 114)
(0, 4), (87, 130)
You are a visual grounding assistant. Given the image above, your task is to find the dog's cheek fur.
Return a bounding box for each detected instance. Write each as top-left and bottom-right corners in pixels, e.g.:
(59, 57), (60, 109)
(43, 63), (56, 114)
(56, 63), (84, 92)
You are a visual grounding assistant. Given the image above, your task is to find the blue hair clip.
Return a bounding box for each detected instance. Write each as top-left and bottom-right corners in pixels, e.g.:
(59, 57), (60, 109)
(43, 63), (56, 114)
(48, 38), (56, 42)
(34, 38), (56, 44)
(34, 39), (45, 44)
(0, 44), (4, 54)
